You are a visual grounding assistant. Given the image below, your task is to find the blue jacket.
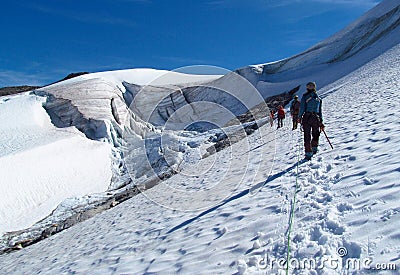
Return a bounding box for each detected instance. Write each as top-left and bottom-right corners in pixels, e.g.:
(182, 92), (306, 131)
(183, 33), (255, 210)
(299, 91), (323, 122)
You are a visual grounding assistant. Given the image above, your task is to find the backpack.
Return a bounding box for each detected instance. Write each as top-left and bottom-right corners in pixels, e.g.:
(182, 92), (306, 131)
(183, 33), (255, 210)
(290, 100), (300, 115)
(278, 108), (285, 119)
(300, 91), (323, 122)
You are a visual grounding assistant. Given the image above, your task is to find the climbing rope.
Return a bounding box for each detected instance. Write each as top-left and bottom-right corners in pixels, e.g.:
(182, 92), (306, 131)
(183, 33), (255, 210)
(285, 129), (302, 275)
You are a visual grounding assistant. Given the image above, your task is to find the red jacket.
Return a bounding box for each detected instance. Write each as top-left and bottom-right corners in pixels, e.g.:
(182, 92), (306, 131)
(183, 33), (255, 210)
(277, 107), (285, 119)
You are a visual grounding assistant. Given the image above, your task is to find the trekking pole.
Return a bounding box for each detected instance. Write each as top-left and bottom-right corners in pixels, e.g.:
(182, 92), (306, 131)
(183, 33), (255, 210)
(322, 129), (333, 149)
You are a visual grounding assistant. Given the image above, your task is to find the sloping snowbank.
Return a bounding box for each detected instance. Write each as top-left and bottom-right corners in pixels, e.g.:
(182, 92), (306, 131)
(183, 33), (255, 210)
(0, 94), (112, 234)
(50, 68), (223, 92)
(0, 68), (228, 239)
(237, 0), (400, 100)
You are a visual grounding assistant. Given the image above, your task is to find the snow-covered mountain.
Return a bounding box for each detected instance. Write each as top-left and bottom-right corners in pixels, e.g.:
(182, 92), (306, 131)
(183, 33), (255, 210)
(0, 0), (400, 273)
(238, 0), (400, 98)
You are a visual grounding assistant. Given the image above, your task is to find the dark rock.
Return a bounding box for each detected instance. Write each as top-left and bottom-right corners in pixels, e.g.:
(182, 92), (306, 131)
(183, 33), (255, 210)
(0, 86), (41, 97)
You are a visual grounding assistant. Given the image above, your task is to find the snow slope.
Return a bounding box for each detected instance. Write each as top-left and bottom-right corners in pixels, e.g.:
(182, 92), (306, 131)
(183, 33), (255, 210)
(1, 39), (399, 274)
(0, 94), (112, 234)
(12, 1), (397, 229)
(238, 0), (400, 100)
(1, 0), (400, 273)
(50, 68), (223, 92)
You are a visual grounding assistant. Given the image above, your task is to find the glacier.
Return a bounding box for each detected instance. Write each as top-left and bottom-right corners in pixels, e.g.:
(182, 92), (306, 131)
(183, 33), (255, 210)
(0, 0), (400, 273)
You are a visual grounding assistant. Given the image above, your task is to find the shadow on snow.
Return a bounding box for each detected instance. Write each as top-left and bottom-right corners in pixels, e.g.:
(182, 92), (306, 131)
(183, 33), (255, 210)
(167, 160), (302, 234)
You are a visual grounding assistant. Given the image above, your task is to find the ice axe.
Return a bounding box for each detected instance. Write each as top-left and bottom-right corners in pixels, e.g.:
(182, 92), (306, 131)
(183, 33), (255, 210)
(322, 128), (333, 149)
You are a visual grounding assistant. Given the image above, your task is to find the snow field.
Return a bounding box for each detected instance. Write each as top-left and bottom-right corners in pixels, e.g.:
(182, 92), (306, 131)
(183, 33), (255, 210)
(1, 1), (400, 272)
(1, 44), (400, 273)
(0, 94), (112, 234)
(238, 43), (400, 274)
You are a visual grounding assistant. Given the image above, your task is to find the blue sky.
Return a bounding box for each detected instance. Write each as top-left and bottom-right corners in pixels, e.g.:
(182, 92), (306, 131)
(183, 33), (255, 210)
(0, 0), (381, 87)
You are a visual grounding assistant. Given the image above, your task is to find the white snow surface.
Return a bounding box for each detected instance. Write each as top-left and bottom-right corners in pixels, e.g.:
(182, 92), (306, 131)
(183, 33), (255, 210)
(1, 1), (400, 273)
(0, 94), (112, 234)
(239, 0), (400, 100)
(54, 68), (223, 91)
(0, 68), (224, 236)
(1, 41), (399, 274)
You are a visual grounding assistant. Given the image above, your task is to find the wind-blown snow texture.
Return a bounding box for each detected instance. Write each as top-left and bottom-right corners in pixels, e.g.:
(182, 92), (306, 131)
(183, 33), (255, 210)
(1, 0), (400, 274)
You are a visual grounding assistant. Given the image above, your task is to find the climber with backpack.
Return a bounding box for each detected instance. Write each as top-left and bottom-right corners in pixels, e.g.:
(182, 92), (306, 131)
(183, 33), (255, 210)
(298, 82), (325, 160)
(277, 105), (285, 129)
(290, 95), (301, 130)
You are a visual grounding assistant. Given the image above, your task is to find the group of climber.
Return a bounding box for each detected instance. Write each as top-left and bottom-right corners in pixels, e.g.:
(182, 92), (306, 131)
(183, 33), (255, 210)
(269, 81), (325, 161)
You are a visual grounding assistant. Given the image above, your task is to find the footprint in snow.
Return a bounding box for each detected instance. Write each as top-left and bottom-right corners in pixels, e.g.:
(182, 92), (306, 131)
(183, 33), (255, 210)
(323, 219), (346, 235)
(325, 163), (333, 172)
(337, 202), (354, 212)
(363, 177), (378, 185)
(348, 155), (357, 161)
(314, 192), (333, 204)
(334, 154), (356, 161)
(381, 208), (400, 222)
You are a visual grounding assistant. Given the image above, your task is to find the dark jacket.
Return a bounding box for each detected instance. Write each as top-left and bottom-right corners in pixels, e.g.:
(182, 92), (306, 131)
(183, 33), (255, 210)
(290, 100), (301, 115)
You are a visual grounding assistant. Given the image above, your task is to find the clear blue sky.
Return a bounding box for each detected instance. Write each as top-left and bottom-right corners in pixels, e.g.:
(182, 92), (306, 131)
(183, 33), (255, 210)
(0, 0), (382, 87)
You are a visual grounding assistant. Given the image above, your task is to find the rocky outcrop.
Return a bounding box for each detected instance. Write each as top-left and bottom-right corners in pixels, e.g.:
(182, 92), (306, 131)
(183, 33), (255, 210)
(0, 72), (90, 97)
(52, 72), (89, 83)
(0, 86), (41, 97)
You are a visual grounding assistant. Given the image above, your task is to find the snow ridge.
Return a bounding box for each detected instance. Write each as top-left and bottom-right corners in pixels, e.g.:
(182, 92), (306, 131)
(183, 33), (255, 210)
(237, 0), (400, 99)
